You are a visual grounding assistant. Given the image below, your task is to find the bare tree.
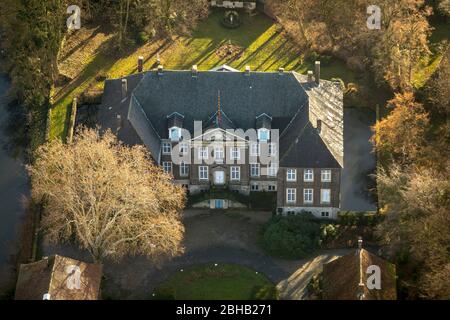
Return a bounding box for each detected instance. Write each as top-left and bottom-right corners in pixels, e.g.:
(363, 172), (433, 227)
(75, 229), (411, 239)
(376, 164), (450, 299)
(28, 128), (186, 262)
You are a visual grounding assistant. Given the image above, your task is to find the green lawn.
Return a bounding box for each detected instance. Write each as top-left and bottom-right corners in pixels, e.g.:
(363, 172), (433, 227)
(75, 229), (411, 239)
(49, 10), (355, 141)
(153, 264), (277, 300)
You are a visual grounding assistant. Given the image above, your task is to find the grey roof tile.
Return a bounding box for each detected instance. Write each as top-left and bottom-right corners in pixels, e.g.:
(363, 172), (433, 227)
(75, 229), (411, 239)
(98, 69), (343, 168)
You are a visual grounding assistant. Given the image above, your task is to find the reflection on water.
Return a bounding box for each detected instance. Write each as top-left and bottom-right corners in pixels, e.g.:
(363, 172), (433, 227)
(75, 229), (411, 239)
(0, 74), (30, 288)
(341, 108), (377, 211)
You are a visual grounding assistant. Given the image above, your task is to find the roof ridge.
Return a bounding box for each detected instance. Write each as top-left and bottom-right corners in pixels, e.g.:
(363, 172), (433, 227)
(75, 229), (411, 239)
(279, 119), (311, 164)
(129, 95), (161, 139)
(357, 248), (367, 300)
(279, 104), (306, 139)
(47, 255), (58, 297)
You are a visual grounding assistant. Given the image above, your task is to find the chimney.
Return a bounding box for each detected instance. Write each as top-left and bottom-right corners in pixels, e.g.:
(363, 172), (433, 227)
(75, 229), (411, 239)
(138, 56), (144, 72)
(43, 293), (51, 300)
(121, 78), (127, 99)
(307, 70), (314, 83)
(317, 119), (322, 134)
(278, 67), (284, 75)
(157, 64), (164, 76)
(192, 65), (198, 77)
(245, 65), (251, 76)
(314, 61), (321, 85)
(358, 236), (363, 249)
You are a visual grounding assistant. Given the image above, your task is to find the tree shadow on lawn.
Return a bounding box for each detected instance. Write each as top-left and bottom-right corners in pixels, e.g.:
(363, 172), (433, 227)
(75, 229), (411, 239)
(173, 10), (274, 70)
(51, 37), (120, 140)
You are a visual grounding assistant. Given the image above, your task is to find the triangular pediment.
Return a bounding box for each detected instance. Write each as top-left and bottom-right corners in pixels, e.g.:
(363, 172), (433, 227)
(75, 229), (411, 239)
(190, 127), (248, 143)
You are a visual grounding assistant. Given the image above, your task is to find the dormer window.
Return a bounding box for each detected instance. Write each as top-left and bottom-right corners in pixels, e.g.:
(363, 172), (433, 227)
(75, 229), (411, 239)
(167, 112), (184, 142)
(169, 127), (181, 142)
(258, 128), (270, 142)
(256, 113), (272, 141)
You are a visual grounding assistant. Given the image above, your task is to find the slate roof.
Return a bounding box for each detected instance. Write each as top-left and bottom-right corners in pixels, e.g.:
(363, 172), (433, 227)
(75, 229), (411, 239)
(131, 70), (308, 135)
(15, 255), (102, 300)
(99, 67), (344, 168)
(167, 112), (185, 128)
(256, 113), (272, 129)
(279, 105), (341, 168)
(204, 110), (236, 130)
(322, 248), (397, 300)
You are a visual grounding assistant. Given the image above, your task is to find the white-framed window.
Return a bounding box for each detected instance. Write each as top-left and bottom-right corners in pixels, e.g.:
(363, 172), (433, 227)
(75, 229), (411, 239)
(179, 143), (189, 155)
(180, 161), (189, 177)
(286, 188), (296, 203)
(198, 147), (208, 160)
(304, 188), (313, 203)
(304, 169), (314, 182)
(169, 127), (181, 142)
(287, 169), (297, 181)
(268, 184), (276, 191)
(162, 142), (171, 154)
(321, 211), (330, 218)
(258, 128), (270, 142)
(321, 189), (331, 204)
(230, 166), (240, 181)
(163, 162), (172, 174)
(230, 147), (240, 160)
(250, 163), (260, 177)
(199, 166), (208, 180)
(268, 143), (277, 156)
(251, 183), (259, 191)
(321, 169), (331, 182)
(214, 146), (224, 162)
(250, 143), (260, 156)
(268, 162), (278, 177)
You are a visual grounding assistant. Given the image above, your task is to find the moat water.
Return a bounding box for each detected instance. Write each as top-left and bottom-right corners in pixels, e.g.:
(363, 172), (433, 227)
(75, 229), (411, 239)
(0, 74), (30, 288)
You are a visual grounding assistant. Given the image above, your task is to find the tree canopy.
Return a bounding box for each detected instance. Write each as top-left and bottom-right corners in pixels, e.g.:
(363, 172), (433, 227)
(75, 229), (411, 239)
(29, 128), (186, 262)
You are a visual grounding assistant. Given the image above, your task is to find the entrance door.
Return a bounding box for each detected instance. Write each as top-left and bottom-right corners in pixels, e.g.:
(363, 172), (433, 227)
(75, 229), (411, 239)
(215, 199), (224, 209)
(214, 171), (225, 185)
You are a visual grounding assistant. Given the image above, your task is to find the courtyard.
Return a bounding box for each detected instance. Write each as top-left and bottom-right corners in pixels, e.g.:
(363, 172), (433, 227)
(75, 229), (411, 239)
(43, 210), (350, 300)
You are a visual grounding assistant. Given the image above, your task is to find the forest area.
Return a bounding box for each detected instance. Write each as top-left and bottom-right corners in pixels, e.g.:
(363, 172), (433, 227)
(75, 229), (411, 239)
(0, 0), (448, 299)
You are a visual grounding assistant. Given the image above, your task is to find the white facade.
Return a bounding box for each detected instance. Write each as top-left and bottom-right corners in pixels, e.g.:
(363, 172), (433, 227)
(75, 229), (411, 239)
(210, 1), (256, 10)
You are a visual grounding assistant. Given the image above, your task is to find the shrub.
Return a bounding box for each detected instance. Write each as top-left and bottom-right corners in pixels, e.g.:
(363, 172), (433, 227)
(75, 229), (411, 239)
(252, 284), (279, 300)
(136, 31), (150, 45)
(249, 191), (276, 210)
(320, 223), (338, 240)
(306, 273), (323, 299)
(262, 214), (321, 259)
(337, 211), (380, 226)
(306, 52), (332, 65)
